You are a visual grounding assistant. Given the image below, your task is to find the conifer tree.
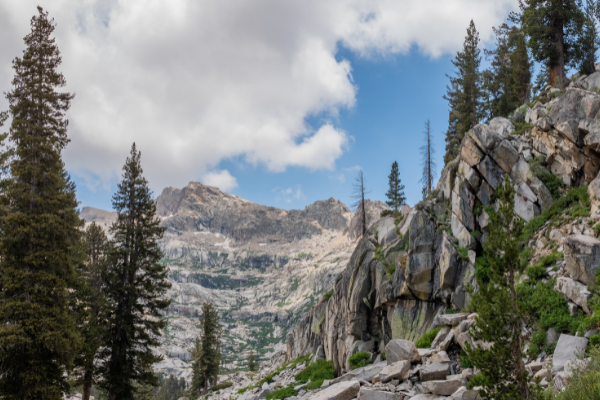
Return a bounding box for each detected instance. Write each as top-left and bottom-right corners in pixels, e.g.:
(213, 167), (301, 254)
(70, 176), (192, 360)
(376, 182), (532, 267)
(74, 223), (110, 400)
(575, 0), (600, 75)
(443, 83), (460, 165)
(385, 161), (405, 214)
(444, 20), (483, 163)
(191, 302), (222, 395)
(520, 0), (584, 87)
(467, 177), (530, 400)
(98, 143), (171, 400)
(247, 350), (258, 372)
(420, 120), (437, 196)
(0, 7), (83, 400)
(511, 29), (533, 105)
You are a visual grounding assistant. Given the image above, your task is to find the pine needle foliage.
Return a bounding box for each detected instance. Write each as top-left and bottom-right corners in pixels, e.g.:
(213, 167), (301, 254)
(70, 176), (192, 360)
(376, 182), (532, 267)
(192, 302), (223, 395)
(467, 177), (531, 400)
(98, 143), (171, 400)
(73, 223), (110, 400)
(574, 0), (600, 75)
(0, 7), (83, 400)
(444, 20), (483, 164)
(385, 161), (405, 213)
(247, 350), (258, 372)
(519, 0), (585, 87)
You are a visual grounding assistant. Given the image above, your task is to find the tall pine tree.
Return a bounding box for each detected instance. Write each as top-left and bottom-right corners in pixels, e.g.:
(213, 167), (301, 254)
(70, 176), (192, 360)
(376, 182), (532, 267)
(444, 20), (483, 164)
(0, 7), (83, 400)
(385, 161), (405, 214)
(467, 177), (530, 400)
(575, 0), (600, 75)
(191, 302), (222, 395)
(98, 144), (171, 400)
(520, 0), (584, 87)
(73, 223), (110, 400)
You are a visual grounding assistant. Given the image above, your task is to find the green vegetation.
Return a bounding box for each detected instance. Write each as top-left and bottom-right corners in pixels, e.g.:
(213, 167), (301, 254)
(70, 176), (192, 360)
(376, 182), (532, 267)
(190, 273), (263, 290)
(276, 301), (291, 308)
(154, 374), (187, 400)
(457, 247), (470, 261)
(348, 352), (373, 370)
(530, 156), (565, 199)
(323, 290), (334, 302)
(521, 185), (590, 243)
(526, 251), (562, 281)
(512, 122), (534, 135)
(290, 280), (300, 292)
(237, 355), (312, 395)
(415, 327), (442, 349)
(295, 359), (335, 390)
(548, 346), (600, 400)
(459, 350), (473, 368)
(385, 161), (406, 213)
(247, 350), (258, 372)
(266, 386), (297, 400)
(191, 302), (223, 395)
(296, 252), (312, 259)
(210, 382), (232, 391)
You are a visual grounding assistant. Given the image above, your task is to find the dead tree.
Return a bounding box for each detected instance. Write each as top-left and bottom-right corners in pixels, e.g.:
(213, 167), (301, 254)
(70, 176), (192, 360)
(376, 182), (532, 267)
(352, 170), (370, 237)
(420, 119), (437, 197)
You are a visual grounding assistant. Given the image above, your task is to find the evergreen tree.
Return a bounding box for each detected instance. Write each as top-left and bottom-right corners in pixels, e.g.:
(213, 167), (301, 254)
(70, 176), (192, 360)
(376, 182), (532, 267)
(467, 177), (530, 400)
(483, 25), (532, 119)
(384, 161), (405, 214)
(444, 20), (483, 163)
(420, 120), (437, 196)
(73, 223), (110, 400)
(575, 0), (600, 75)
(153, 375), (186, 400)
(443, 83), (461, 165)
(247, 350), (258, 372)
(520, 0), (585, 87)
(0, 7), (83, 400)
(351, 170), (369, 237)
(98, 143), (171, 400)
(191, 302), (222, 395)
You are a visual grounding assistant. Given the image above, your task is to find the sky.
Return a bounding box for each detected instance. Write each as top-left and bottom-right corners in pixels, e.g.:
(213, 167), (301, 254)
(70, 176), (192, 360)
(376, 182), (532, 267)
(0, 0), (521, 211)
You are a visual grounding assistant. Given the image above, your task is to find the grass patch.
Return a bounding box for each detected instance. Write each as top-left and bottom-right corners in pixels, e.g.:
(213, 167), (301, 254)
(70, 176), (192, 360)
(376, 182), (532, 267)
(526, 251), (562, 281)
(323, 289), (334, 302)
(348, 352), (373, 370)
(457, 247), (469, 261)
(415, 327), (442, 349)
(295, 359), (335, 390)
(237, 355), (311, 394)
(265, 386), (297, 400)
(459, 350), (473, 368)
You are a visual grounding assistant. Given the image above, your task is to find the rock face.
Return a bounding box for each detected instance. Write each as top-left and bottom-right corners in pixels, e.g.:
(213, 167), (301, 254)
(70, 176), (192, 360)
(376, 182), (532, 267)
(563, 234), (600, 285)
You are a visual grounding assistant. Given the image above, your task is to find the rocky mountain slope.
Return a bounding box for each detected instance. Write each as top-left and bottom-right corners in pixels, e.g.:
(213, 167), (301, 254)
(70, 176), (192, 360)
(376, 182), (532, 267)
(286, 73), (600, 382)
(80, 184), (388, 379)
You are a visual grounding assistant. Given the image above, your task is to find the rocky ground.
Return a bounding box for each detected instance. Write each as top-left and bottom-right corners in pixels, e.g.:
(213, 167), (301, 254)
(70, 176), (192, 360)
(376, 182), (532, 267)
(80, 185), (388, 379)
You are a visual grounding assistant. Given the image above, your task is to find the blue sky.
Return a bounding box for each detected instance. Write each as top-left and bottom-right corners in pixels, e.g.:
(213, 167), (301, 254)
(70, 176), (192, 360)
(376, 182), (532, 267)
(0, 0), (521, 212)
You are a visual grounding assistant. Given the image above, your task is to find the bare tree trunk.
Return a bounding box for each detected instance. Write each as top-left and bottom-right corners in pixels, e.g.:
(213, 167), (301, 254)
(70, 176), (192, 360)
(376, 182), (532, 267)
(82, 366), (93, 400)
(551, 19), (567, 88)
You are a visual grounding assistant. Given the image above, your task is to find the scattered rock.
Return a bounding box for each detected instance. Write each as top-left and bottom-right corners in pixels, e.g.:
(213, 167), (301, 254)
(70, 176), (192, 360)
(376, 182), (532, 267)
(422, 380), (464, 396)
(309, 381), (360, 400)
(385, 340), (421, 365)
(358, 388), (401, 400)
(379, 361), (410, 383)
(419, 363), (450, 382)
(552, 334), (589, 372)
(563, 234), (600, 285)
(555, 277), (592, 314)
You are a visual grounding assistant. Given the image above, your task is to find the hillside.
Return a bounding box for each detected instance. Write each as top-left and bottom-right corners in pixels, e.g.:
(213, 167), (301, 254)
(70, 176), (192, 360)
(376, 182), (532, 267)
(80, 184), (389, 379)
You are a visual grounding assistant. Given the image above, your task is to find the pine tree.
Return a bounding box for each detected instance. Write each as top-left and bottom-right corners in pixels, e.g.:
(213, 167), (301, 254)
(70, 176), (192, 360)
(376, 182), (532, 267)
(0, 7), (83, 400)
(443, 83), (461, 165)
(191, 302), (222, 395)
(247, 350), (258, 372)
(98, 143), (171, 400)
(520, 0), (585, 87)
(420, 120), (437, 196)
(443, 20), (483, 163)
(351, 170), (369, 237)
(575, 0), (600, 75)
(385, 161), (405, 214)
(511, 29), (533, 105)
(74, 223), (110, 400)
(467, 177), (530, 400)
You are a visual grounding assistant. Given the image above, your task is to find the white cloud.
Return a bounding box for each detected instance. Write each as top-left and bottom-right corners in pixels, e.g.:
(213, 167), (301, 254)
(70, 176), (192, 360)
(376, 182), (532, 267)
(0, 0), (518, 193)
(202, 169), (238, 192)
(276, 184), (305, 203)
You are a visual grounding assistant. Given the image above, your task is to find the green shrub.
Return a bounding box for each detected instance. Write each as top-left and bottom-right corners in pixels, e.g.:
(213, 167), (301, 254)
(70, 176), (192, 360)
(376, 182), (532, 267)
(348, 352), (372, 370)
(380, 209), (393, 218)
(295, 359), (335, 389)
(459, 350), (473, 368)
(323, 289), (334, 302)
(415, 327), (442, 349)
(512, 122), (534, 135)
(527, 263), (547, 281)
(475, 255), (491, 285)
(210, 382), (233, 391)
(590, 334), (600, 348)
(265, 386), (297, 400)
(550, 346), (600, 400)
(457, 247), (469, 261)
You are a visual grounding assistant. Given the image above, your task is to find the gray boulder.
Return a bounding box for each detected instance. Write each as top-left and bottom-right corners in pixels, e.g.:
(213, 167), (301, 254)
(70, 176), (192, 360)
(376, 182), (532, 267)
(429, 351), (451, 364)
(422, 380), (464, 396)
(385, 339), (421, 364)
(563, 234), (600, 285)
(491, 140), (519, 174)
(467, 124), (502, 153)
(514, 192), (540, 221)
(555, 277), (593, 314)
(452, 176), (476, 231)
(358, 388), (401, 400)
(589, 172), (600, 219)
(451, 214), (476, 250)
(552, 334), (588, 372)
(477, 156), (506, 190)
(525, 106), (548, 124)
(420, 363), (449, 382)
(461, 136), (485, 167)
(489, 117), (515, 136)
(436, 313), (469, 326)
(309, 381), (360, 400)
(379, 360), (410, 383)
